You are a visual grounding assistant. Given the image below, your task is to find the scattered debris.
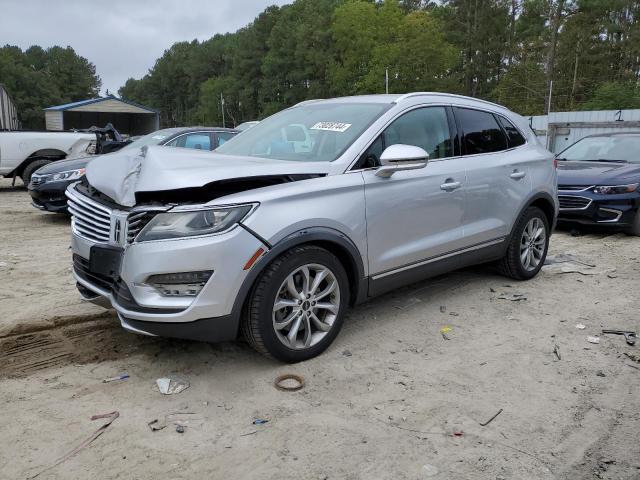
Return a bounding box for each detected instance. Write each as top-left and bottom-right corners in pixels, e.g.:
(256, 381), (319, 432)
(440, 326), (452, 340)
(553, 344), (562, 361)
(479, 408), (503, 427)
(601, 329), (637, 346)
(253, 418), (269, 425)
(27, 411), (119, 479)
(147, 412), (200, 432)
(498, 293), (527, 301)
(240, 430), (257, 437)
(449, 311), (459, 316)
(156, 376), (190, 395)
(575, 323), (586, 330)
(342, 349), (352, 357)
(587, 336), (601, 344)
(544, 254), (595, 267)
(453, 431), (464, 437)
(607, 273), (618, 279)
(596, 370), (606, 377)
(102, 373), (129, 383)
(439, 305), (446, 313)
(274, 373), (305, 392)
(176, 425), (185, 434)
(625, 352), (640, 363)
(422, 464), (439, 477)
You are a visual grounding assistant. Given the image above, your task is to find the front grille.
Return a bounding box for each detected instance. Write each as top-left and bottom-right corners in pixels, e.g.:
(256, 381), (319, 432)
(558, 185), (592, 191)
(558, 195), (592, 210)
(127, 211), (157, 243)
(73, 254), (115, 291)
(67, 188), (112, 243)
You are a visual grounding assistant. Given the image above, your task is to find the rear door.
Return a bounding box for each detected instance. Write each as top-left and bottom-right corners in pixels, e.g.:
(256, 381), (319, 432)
(361, 106), (468, 276)
(454, 107), (532, 245)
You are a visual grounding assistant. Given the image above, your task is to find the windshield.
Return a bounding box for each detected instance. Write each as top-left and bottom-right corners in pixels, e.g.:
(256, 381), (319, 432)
(216, 102), (390, 162)
(121, 128), (183, 150)
(557, 136), (640, 163)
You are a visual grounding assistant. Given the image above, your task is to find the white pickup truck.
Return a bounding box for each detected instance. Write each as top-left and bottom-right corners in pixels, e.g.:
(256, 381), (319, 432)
(0, 131), (96, 185)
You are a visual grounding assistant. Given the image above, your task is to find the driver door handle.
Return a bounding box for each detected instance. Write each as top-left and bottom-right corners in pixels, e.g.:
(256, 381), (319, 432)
(440, 180), (461, 192)
(510, 170), (526, 180)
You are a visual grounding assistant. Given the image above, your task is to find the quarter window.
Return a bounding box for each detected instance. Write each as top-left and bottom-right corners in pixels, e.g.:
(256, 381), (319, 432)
(497, 116), (526, 148)
(355, 107), (454, 169)
(456, 108), (508, 155)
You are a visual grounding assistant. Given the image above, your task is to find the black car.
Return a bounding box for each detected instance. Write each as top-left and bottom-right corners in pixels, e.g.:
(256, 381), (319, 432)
(556, 132), (640, 235)
(29, 127), (238, 213)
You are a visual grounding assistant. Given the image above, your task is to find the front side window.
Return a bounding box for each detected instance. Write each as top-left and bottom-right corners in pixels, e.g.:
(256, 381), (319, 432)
(215, 102), (390, 162)
(167, 133), (212, 150)
(354, 106), (453, 169)
(456, 108), (508, 155)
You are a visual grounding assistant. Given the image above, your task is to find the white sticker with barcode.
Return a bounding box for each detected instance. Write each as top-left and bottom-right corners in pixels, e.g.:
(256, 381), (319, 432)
(310, 122), (352, 133)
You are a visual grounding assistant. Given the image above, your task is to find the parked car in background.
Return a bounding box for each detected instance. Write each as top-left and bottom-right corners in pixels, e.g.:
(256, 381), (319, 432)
(556, 133), (640, 235)
(29, 127), (238, 213)
(67, 93), (557, 362)
(236, 121), (259, 131)
(0, 124), (128, 186)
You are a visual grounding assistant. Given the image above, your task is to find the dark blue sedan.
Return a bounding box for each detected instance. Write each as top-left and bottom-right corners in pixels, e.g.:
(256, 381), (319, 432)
(556, 133), (640, 235)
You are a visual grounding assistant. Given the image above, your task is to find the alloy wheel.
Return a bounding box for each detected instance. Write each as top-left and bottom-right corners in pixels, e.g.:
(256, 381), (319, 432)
(520, 217), (546, 271)
(272, 263), (340, 350)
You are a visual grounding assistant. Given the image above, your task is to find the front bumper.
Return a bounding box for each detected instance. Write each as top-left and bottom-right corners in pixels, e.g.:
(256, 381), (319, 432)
(557, 191), (639, 227)
(71, 225), (266, 342)
(28, 180), (72, 213)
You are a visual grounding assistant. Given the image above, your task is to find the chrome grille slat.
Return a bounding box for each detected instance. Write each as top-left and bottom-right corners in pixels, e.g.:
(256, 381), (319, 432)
(67, 199), (110, 220)
(73, 217), (110, 235)
(558, 195), (592, 210)
(67, 205), (110, 226)
(66, 187), (112, 243)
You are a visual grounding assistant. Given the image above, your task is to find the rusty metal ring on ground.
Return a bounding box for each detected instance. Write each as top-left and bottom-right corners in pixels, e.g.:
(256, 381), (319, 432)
(274, 373), (305, 391)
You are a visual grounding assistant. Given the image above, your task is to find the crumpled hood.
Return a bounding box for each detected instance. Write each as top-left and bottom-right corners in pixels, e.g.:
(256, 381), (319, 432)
(557, 160), (640, 186)
(85, 145), (331, 207)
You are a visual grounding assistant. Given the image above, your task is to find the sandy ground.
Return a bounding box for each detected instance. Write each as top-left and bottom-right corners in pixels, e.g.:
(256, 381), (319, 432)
(0, 177), (639, 480)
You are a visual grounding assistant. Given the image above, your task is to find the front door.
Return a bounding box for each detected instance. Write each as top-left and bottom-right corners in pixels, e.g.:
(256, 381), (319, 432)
(360, 106), (467, 277)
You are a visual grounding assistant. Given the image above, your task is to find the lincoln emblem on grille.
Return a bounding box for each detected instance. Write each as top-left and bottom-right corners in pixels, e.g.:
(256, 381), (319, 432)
(113, 219), (122, 244)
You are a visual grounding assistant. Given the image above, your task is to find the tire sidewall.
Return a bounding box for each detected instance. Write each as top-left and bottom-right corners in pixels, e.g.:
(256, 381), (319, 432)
(254, 247), (350, 362)
(510, 207), (550, 279)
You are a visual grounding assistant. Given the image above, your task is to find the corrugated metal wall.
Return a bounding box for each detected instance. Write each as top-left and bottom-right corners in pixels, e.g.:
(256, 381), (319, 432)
(526, 110), (640, 153)
(0, 85), (19, 130)
(45, 111), (64, 131)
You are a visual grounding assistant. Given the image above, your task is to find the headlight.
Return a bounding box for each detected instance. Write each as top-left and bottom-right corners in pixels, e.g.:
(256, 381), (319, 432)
(136, 204), (254, 242)
(592, 184), (638, 194)
(51, 168), (86, 182)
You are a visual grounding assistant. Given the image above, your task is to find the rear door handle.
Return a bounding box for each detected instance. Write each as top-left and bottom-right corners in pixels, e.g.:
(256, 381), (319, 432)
(440, 180), (461, 192)
(510, 170), (526, 180)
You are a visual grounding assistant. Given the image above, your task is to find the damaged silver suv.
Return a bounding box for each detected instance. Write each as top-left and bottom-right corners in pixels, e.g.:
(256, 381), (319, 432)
(68, 93), (558, 362)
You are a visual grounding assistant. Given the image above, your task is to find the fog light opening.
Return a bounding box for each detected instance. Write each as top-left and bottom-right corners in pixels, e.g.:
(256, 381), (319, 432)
(145, 270), (213, 297)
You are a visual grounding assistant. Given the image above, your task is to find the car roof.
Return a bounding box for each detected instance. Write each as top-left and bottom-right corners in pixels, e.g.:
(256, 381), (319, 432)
(295, 92), (505, 109)
(169, 126), (239, 134)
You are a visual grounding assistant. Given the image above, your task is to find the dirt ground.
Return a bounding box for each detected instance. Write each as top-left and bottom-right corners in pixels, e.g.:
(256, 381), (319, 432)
(1, 177), (639, 480)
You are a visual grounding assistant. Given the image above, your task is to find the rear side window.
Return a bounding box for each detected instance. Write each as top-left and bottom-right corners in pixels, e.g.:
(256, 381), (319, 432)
(497, 116), (526, 148)
(215, 131), (235, 148)
(456, 108), (508, 155)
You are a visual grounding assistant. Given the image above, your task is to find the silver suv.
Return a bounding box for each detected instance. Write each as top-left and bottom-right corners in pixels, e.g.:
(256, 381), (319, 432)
(67, 93), (558, 362)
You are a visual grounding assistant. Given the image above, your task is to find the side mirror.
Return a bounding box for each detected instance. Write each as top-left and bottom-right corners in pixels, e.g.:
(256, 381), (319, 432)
(375, 144), (429, 177)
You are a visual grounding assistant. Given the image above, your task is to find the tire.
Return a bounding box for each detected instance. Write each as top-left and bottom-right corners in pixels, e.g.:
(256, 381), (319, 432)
(497, 206), (550, 280)
(241, 245), (350, 363)
(20, 159), (51, 186)
(625, 209), (640, 236)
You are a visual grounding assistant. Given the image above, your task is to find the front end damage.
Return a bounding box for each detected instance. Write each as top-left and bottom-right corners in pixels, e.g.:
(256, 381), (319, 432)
(67, 146), (328, 341)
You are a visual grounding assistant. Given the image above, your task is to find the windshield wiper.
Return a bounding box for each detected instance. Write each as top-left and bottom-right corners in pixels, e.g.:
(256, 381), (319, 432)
(593, 159), (628, 163)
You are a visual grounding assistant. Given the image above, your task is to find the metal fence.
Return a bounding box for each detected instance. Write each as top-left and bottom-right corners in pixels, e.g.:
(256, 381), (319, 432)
(0, 85), (19, 130)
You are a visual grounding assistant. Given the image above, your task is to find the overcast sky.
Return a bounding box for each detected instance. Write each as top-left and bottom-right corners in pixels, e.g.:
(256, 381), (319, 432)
(1, 0), (291, 95)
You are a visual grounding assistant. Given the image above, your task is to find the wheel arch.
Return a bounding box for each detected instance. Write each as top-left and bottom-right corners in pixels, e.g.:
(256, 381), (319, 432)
(511, 192), (557, 239)
(11, 149), (67, 177)
(231, 227), (367, 335)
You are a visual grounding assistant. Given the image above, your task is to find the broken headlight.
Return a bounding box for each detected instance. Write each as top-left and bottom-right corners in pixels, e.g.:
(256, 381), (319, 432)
(135, 204), (254, 242)
(592, 183), (639, 194)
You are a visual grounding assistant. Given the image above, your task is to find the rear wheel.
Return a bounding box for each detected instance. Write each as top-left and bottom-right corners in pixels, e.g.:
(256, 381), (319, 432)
(497, 207), (549, 280)
(242, 245), (349, 363)
(20, 159), (51, 186)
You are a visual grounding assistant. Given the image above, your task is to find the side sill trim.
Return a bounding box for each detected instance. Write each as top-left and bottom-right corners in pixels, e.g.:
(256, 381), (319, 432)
(371, 237), (506, 281)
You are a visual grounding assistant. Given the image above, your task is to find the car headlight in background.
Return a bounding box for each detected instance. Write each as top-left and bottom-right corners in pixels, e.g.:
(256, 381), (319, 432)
(51, 168), (86, 182)
(135, 204), (255, 242)
(592, 183), (639, 194)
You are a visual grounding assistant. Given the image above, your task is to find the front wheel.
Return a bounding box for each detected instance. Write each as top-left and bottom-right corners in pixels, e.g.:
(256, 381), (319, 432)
(497, 206), (550, 280)
(242, 245), (350, 362)
(625, 209), (640, 236)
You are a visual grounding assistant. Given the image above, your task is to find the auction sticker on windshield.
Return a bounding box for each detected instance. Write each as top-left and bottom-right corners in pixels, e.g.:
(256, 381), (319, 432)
(310, 122), (352, 133)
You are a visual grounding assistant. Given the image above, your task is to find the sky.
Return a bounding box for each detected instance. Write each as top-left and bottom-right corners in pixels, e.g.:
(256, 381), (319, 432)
(0, 0), (291, 95)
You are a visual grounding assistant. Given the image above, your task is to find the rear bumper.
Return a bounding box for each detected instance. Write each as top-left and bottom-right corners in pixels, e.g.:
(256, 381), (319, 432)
(557, 191), (639, 226)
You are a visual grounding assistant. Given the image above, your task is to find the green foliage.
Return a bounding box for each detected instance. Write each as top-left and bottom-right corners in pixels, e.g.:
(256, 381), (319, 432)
(581, 82), (640, 110)
(0, 45), (100, 129)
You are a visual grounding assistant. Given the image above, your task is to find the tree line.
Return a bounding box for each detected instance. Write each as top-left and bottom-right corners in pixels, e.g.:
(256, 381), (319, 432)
(0, 45), (100, 129)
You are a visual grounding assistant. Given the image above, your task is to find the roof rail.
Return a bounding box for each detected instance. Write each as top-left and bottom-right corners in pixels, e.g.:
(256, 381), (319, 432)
(394, 92), (504, 109)
(293, 99), (325, 107)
